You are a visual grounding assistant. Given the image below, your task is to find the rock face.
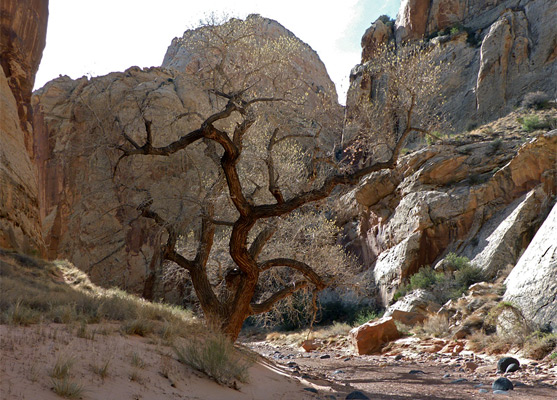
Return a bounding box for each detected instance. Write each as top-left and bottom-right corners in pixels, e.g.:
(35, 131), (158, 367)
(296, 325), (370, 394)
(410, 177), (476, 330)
(343, 125), (556, 305)
(350, 0), (557, 132)
(350, 316), (400, 354)
(33, 16), (342, 297)
(504, 200), (557, 331)
(0, 0), (48, 252)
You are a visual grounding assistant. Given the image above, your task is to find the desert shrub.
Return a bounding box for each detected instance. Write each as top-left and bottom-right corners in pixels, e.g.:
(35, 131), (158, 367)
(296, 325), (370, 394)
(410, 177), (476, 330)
(521, 91), (552, 110)
(454, 265), (485, 291)
(445, 253), (470, 270)
(523, 332), (557, 360)
(377, 15), (395, 26)
(519, 115), (555, 132)
(395, 255), (484, 304)
(121, 318), (154, 336)
(353, 309), (384, 327)
(415, 315), (450, 338)
(175, 333), (251, 386)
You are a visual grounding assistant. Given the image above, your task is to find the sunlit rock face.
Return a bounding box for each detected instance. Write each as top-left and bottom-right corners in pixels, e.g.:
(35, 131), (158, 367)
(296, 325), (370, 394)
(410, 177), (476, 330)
(33, 15), (343, 298)
(504, 199), (557, 331)
(341, 130), (556, 305)
(0, 0), (48, 252)
(349, 0), (557, 133)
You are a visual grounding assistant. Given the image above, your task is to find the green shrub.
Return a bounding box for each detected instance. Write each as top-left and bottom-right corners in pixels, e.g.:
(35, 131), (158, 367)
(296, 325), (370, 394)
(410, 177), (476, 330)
(450, 26), (460, 35)
(445, 253), (470, 270)
(175, 334), (251, 386)
(519, 115), (554, 132)
(353, 309), (384, 326)
(394, 255), (484, 305)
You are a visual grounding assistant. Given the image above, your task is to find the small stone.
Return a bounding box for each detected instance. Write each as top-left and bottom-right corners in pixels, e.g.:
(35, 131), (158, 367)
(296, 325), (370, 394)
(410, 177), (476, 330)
(478, 389), (489, 393)
(343, 357), (351, 362)
(346, 391), (370, 400)
(514, 382), (526, 387)
(497, 357), (520, 373)
(443, 373), (451, 378)
(505, 363), (519, 373)
(450, 378), (468, 384)
(304, 387), (318, 393)
(394, 354), (403, 361)
(492, 377), (513, 391)
(320, 354), (331, 359)
(465, 361), (478, 372)
(333, 370), (345, 374)
(409, 370), (425, 374)
(493, 390), (509, 394)
(286, 361), (297, 367)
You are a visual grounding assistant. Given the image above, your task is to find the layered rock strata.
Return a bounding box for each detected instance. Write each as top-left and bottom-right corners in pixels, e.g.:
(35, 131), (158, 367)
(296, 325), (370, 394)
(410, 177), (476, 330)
(342, 127), (556, 304)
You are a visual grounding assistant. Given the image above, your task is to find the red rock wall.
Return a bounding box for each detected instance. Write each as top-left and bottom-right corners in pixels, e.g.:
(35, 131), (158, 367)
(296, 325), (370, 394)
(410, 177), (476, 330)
(0, 0), (48, 252)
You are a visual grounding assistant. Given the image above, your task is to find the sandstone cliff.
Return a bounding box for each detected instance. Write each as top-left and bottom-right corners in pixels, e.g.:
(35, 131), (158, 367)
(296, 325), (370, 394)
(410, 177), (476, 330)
(341, 113), (556, 305)
(350, 0), (557, 133)
(33, 16), (343, 298)
(504, 198), (557, 331)
(0, 0), (48, 252)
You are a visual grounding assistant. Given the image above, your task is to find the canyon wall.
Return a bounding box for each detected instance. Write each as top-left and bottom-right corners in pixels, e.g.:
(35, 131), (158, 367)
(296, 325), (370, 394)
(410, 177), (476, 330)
(349, 0), (557, 134)
(33, 15), (343, 298)
(0, 0), (48, 252)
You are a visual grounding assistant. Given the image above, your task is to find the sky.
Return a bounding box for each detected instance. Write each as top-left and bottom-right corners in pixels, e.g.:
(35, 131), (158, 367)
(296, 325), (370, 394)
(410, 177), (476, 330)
(34, 0), (400, 104)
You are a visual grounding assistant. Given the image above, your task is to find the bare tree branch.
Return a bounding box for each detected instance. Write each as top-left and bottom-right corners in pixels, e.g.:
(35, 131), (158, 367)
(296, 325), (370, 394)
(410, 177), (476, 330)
(249, 225), (277, 260)
(259, 258), (327, 290)
(250, 280), (309, 315)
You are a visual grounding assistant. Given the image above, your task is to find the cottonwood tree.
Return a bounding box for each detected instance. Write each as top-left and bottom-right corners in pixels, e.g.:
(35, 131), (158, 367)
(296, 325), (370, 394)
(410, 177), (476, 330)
(343, 41), (448, 167)
(114, 16), (448, 340)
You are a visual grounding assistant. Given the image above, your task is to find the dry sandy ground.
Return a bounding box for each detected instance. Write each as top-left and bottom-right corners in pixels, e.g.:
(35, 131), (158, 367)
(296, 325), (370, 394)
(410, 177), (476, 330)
(0, 324), (318, 400)
(2, 323), (556, 400)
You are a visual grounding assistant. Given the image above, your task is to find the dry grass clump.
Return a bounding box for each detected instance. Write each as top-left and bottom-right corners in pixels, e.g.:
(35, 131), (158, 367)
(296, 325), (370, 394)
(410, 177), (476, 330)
(48, 353), (85, 398)
(467, 331), (523, 355)
(414, 315), (450, 338)
(90, 359), (110, 379)
(50, 354), (76, 379)
(174, 333), (252, 387)
(0, 249), (199, 342)
(51, 378), (85, 399)
(122, 318), (155, 336)
(523, 332), (557, 360)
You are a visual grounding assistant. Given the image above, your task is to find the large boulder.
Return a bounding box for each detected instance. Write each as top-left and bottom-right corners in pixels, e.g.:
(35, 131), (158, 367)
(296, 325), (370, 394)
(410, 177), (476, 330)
(0, 0), (48, 252)
(504, 201), (557, 331)
(350, 317), (400, 355)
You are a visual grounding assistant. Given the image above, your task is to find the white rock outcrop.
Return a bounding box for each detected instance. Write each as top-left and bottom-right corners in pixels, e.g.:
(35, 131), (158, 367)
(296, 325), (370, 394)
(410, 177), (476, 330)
(504, 201), (557, 331)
